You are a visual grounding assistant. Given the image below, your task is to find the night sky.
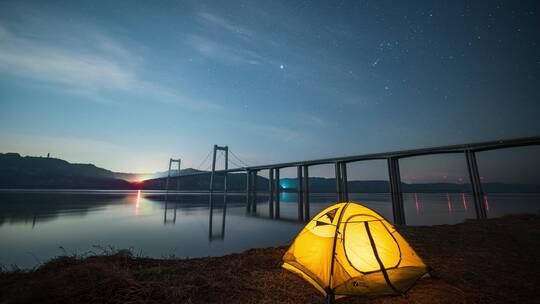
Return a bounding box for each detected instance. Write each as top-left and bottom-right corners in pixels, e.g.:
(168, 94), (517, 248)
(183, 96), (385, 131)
(0, 1), (539, 182)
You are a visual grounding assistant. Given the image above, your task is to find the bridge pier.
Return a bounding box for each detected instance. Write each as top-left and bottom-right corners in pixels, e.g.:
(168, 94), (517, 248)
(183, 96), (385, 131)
(251, 170), (258, 213)
(268, 168), (274, 218)
(274, 168), (280, 218)
(335, 162), (348, 202)
(297, 166), (304, 221)
(388, 157), (406, 225)
(335, 162), (341, 202)
(341, 162), (348, 202)
(302, 165), (310, 221)
(246, 170), (252, 212)
(465, 150), (487, 219)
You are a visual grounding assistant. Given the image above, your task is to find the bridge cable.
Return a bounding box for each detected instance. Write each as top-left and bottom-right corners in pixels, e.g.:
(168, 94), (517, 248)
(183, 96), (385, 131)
(229, 149), (251, 167)
(228, 158), (244, 169)
(205, 150), (223, 171)
(196, 149), (213, 170)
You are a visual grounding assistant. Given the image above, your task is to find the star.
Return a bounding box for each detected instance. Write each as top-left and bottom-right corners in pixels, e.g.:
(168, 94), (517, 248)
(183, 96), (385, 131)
(280, 64), (285, 69)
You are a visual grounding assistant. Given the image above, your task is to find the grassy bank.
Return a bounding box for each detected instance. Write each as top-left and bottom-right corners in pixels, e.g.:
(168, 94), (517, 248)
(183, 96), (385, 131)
(1, 214), (539, 304)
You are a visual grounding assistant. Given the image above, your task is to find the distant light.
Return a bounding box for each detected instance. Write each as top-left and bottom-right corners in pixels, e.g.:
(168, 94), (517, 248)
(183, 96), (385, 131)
(280, 64), (285, 69)
(280, 180), (293, 189)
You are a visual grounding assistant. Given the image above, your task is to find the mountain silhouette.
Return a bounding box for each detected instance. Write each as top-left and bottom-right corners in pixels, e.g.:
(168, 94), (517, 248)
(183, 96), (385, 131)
(1, 153), (539, 193)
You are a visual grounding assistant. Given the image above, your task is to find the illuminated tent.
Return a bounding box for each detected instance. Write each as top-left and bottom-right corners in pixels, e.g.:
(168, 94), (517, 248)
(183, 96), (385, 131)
(282, 202), (428, 301)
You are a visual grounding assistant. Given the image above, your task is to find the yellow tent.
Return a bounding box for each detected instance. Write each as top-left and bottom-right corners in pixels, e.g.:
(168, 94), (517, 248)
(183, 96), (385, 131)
(282, 202), (428, 301)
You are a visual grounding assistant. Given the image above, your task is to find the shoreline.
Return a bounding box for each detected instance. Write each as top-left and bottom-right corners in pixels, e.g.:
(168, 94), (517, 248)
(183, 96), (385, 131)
(1, 214), (539, 303)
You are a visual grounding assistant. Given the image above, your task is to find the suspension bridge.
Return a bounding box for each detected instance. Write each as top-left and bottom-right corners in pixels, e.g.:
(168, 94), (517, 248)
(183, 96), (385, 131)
(154, 136), (540, 226)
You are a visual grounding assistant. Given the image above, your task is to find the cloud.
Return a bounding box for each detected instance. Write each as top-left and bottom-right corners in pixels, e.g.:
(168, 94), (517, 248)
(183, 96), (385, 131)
(239, 121), (307, 144)
(197, 12), (255, 39)
(188, 11), (285, 67)
(0, 24), (222, 111)
(91, 32), (140, 64)
(184, 34), (267, 66)
(296, 112), (331, 128)
(0, 41), (135, 91)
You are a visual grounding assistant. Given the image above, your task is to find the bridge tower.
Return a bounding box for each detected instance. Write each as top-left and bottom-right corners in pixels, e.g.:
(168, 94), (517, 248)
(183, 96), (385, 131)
(209, 145), (228, 196)
(165, 158), (181, 191)
(208, 145), (229, 236)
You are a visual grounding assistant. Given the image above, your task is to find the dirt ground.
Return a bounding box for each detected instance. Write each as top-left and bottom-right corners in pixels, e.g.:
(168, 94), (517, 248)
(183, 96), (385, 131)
(1, 214), (539, 304)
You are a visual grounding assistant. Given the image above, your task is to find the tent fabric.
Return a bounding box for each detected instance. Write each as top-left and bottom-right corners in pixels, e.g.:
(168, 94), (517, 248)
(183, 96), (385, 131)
(282, 202), (428, 299)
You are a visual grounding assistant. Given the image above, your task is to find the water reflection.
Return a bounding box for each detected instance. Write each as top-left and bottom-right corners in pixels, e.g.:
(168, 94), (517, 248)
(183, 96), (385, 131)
(414, 193), (420, 215)
(461, 192), (468, 210)
(0, 190), (538, 268)
(136, 190), (141, 217)
(163, 200), (177, 225)
(0, 191), (132, 226)
(208, 194), (226, 241)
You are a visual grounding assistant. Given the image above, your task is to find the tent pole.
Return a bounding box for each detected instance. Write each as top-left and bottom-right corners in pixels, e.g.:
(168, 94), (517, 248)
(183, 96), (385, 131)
(327, 203), (351, 302)
(326, 289), (335, 304)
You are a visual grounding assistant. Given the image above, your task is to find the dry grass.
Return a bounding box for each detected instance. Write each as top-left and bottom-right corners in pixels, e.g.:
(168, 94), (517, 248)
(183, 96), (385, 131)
(1, 214), (539, 304)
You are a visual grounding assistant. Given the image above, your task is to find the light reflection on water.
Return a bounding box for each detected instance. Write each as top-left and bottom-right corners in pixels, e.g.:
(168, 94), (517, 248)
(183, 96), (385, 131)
(0, 190), (538, 268)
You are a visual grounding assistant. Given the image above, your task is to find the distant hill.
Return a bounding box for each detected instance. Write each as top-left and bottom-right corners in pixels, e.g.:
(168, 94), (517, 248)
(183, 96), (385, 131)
(2, 153), (539, 193)
(0, 153), (134, 189)
(0, 153), (212, 189)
